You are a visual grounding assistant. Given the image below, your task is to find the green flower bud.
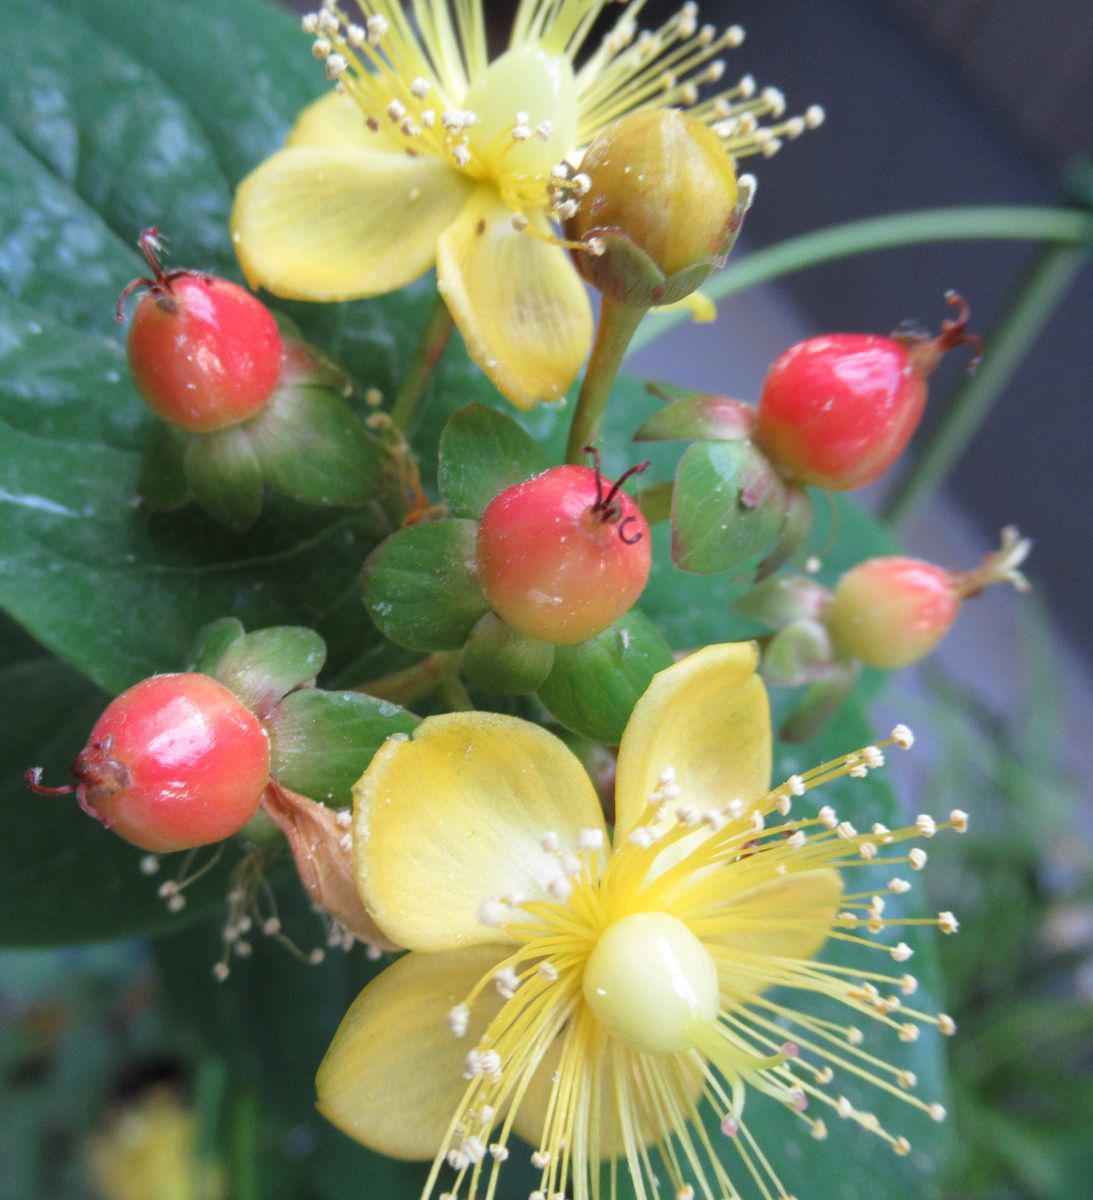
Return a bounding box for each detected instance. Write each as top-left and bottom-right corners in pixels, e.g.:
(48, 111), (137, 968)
(566, 109), (751, 307)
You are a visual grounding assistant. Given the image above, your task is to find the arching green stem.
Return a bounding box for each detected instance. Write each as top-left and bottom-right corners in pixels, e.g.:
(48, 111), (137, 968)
(629, 206), (1093, 354)
(884, 242), (1089, 526)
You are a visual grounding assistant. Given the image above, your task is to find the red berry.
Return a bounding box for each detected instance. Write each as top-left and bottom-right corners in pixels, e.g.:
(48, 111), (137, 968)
(826, 527), (1031, 670)
(119, 228), (282, 433)
(476, 456), (652, 645)
(826, 557), (960, 669)
(29, 673), (270, 852)
(755, 294), (980, 491)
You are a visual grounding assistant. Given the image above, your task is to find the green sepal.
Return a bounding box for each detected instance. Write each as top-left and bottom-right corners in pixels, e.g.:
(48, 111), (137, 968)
(536, 609), (673, 745)
(185, 616), (246, 674)
(184, 426), (263, 532)
(265, 688), (419, 805)
(362, 518), (488, 652)
(733, 576), (830, 629)
(634, 394), (755, 443)
(277, 333), (354, 394)
(671, 439), (788, 574)
(576, 227), (666, 306)
(461, 612), (555, 695)
(763, 618), (836, 687)
(213, 625), (328, 717)
(755, 485), (813, 582)
(138, 420), (189, 511)
(438, 403), (548, 519)
(247, 383), (381, 506)
(779, 660), (861, 744)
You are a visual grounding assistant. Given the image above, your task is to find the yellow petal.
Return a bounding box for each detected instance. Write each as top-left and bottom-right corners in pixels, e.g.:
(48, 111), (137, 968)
(316, 945), (507, 1159)
(354, 713), (606, 952)
(287, 90), (402, 153)
(435, 187), (592, 410)
(231, 146), (472, 300)
(713, 868), (843, 997)
(614, 642), (771, 842)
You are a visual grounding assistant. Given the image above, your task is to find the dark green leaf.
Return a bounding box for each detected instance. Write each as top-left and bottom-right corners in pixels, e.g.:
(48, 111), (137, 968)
(536, 609), (673, 744)
(213, 626), (327, 717)
(47, 0), (323, 191)
(139, 422), (190, 511)
(0, 0), (231, 279)
(671, 439), (788, 574)
(362, 518), (488, 652)
(438, 403), (549, 518)
(185, 427), (264, 531)
(266, 688), (419, 806)
(0, 297), (381, 694)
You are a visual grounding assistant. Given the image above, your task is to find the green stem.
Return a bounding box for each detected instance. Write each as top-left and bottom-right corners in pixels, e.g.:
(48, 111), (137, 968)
(565, 298), (648, 462)
(194, 1055), (227, 1173)
(228, 1086), (260, 1200)
(637, 480), (673, 524)
(389, 295), (454, 432)
(883, 241), (1089, 526)
(629, 206), (1093, 354)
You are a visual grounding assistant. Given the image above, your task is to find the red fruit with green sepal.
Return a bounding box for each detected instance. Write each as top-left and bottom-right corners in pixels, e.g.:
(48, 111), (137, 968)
(476, 455), (652, 646)
(27, 673), (270, 852)
(119, 227), (283, 433)
(755, 293), (981, 491)
(826, 528), (1031, 669)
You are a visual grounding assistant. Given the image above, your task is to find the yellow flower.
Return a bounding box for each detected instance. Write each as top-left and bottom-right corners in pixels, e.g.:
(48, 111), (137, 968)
(317, 643), (963, 1199)
(232, 2), (821, 409)
(86, 1089), (225, 1200)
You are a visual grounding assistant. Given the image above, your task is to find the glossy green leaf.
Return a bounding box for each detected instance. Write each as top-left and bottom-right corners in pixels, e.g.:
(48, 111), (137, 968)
(438, 403), (549, 518)
(536, 609), (674, 744)
(0, 297), (385, 694)
(265, 689), (420, 806)
(139, 422), (190, 511)
(672, 439), (789, 574)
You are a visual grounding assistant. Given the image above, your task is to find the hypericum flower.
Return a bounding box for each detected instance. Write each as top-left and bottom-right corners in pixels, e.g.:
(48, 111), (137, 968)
(317, 643), (963, 1200)
(232, 2), (821, 409)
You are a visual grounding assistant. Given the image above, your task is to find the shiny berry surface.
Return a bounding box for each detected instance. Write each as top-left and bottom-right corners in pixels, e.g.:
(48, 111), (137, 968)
(826, 557), (960, 670)
(756, 334), (925, 491)
(476, 465), (651, 646)
(127, 274), (283, 433)
(69, 673), (270, 852)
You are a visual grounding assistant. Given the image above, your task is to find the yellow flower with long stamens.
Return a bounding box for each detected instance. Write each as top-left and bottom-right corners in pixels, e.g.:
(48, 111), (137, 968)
(317, 643), (963, 1200)
(231, 2), (822, 409)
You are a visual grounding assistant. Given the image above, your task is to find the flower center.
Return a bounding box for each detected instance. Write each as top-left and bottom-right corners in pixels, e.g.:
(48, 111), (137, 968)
(582, 911), (719, 1054)
(463, 44), (578, 190)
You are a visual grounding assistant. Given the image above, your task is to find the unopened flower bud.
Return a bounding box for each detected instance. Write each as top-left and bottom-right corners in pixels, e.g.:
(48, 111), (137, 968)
(566, 109), (745, 307)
